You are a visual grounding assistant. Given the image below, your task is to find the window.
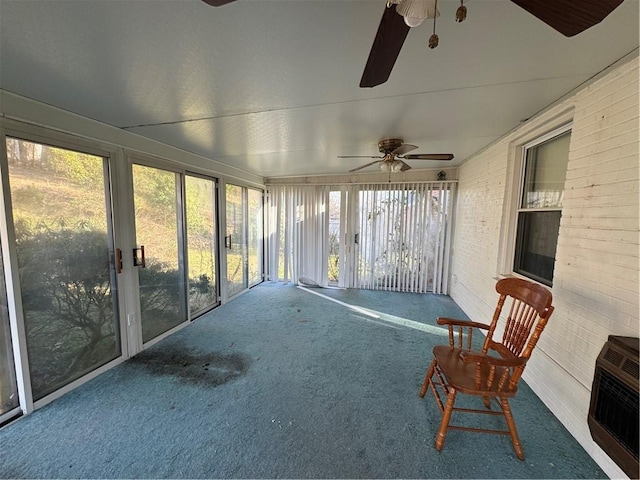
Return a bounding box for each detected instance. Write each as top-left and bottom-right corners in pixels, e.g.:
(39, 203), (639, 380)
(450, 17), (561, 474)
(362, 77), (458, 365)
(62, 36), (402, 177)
(225, 184), (264, 298)
(185, 174), (219, 316)
(514, 128), (570, 286)
(6, 137), (121, 400)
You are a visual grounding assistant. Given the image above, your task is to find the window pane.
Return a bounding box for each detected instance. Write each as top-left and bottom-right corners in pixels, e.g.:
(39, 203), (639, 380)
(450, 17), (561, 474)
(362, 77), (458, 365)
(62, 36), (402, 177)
(185, 175), (217, 316)
(132, 164), (186, 343)
(328, 191), (341, 284)
(6, 138), (120, 400)
(247, 188), (262, 286)
(522, 132), (570, 209)
(0, 237), (19, 414)
(514, 211), (562, 286)
(226, 184), (246, 297)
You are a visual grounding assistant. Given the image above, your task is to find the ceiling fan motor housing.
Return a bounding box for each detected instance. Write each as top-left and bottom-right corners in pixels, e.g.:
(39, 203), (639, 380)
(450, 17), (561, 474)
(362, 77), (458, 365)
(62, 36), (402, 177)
(378, 138), (404, 153)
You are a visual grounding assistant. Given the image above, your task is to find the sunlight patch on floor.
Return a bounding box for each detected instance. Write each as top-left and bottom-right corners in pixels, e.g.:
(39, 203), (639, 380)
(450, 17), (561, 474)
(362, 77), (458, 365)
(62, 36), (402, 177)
(297, 286), (449, 336)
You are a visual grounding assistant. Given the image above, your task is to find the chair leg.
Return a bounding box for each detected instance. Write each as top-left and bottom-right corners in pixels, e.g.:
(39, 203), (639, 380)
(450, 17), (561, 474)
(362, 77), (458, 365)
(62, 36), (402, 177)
(500, 396), (524, 460)
(435, 388), (456, 451)
(482, 396), (491, 409)
(419, 358), (437, 398)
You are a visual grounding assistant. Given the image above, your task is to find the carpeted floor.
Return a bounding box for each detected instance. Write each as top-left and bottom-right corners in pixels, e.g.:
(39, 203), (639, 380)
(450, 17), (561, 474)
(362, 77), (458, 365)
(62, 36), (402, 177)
(0, 283), (606, 479)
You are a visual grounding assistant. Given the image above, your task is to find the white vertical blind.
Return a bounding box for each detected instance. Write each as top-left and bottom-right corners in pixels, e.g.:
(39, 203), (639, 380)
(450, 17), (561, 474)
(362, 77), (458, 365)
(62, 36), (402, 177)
(353, 182), (455, 294)
(266, 185), (329, 286)
(266, 182), (455, 294)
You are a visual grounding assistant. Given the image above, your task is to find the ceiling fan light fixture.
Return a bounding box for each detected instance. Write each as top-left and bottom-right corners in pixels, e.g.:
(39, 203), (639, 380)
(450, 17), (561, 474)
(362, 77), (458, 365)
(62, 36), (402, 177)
(391, 160), (404, 172)
(380, 162), (391, 172)
(396, 0), (438, 28)
(403, 15), (424, 27)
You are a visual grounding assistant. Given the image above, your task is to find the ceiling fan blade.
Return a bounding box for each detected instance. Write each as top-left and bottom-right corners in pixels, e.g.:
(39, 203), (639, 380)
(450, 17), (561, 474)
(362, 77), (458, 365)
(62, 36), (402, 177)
(337, 155), (382, 159)
(202, 0), (237, 6)
(399, 161), (412, 172)
(402, 153), (454, 160)
(349, 160), (382, 173)
(391, 143), (418, 156)
(510, 0), (624, 37)
(360, 4), (411, 88)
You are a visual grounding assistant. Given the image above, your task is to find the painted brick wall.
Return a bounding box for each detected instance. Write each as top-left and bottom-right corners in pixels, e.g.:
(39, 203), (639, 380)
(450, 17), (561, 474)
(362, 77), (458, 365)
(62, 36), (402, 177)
(450, 54), (639, 478)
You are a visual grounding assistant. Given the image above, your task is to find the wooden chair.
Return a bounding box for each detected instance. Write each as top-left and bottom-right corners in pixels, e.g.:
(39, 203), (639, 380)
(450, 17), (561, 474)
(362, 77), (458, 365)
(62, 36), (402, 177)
(419, 277), (554, 459)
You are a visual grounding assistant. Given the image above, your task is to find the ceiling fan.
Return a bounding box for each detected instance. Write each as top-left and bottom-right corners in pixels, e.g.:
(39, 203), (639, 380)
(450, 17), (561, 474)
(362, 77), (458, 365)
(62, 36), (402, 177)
(338, 138), (453, 173)
(202, 0), (625, 88)
(360, 0), (625, 87)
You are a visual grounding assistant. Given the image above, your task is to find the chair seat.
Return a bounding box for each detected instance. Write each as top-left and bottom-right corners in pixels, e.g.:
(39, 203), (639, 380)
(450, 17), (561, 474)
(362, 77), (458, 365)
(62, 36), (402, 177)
(433, 345), (518, 397)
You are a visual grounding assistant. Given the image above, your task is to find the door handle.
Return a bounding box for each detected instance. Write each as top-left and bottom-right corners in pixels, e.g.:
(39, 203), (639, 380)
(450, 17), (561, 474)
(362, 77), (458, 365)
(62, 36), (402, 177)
(115, 248), (123, 274)
(133, 245), (146, 268)
(225, 235), (232, 249)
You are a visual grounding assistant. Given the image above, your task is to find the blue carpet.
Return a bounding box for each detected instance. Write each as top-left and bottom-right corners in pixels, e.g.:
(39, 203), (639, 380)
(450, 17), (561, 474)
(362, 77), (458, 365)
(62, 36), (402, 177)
(0, 283), (605, 478)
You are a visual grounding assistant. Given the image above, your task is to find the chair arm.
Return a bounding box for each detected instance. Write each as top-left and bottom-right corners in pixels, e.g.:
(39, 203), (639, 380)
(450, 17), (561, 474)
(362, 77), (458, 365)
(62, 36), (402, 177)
(436, 318), (490, 330)
(459, 350), (527, 368)
(437, 318), (491, 350)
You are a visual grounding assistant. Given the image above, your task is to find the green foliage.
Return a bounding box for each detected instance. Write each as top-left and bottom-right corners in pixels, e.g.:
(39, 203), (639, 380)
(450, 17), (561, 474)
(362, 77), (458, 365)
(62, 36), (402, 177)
(188, 273), (216, 314)
(17, 224), (214, 397)
(11, 184), (46, 211)
(138, 260), (182, 314)
(328, 232), (339, 282)
(17, 225), (117, 397)
(7, 138), (104, 188)
(48, 149), (104, 188)
(133, 164), (177, 214)
(186, 177), (214, 235)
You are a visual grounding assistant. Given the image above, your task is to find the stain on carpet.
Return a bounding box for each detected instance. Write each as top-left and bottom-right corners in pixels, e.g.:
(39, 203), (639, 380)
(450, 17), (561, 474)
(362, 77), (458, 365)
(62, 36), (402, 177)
(130, 348), (249, 387)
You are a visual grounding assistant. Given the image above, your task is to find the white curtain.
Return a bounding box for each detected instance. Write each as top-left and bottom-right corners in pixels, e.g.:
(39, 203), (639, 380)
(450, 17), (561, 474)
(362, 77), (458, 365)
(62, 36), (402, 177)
(266, 185), (329, 286)
(352, 182), (455, 294)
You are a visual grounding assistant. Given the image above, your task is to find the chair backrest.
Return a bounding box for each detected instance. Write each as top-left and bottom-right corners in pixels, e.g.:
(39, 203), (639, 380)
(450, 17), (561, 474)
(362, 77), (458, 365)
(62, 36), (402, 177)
(483, 278), (554, 364)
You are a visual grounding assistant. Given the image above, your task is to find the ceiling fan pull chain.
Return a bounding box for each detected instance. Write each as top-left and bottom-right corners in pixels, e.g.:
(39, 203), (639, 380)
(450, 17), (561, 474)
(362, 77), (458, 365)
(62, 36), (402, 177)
(456, 0), (467, 22)
(428, 0), (439, 48)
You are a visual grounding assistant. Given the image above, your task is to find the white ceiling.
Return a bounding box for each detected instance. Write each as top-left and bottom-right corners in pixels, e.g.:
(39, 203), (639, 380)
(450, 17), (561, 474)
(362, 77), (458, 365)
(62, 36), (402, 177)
(1, 0), (638, 178)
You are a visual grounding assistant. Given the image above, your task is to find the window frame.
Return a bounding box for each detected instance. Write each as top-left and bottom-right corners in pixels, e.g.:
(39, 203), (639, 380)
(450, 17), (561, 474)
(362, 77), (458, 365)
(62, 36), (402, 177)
(498, 120), (572, 286)
(513, 125), (571, 286)
(0, 121), (126, 416)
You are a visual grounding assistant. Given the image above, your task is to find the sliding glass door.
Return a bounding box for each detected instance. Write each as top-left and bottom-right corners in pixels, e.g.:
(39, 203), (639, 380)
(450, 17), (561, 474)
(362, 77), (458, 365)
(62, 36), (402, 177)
(354, 182), (455, 294)
(132, 165), (221, 343)
(328, 189), (351, 287)
(247, 188), (263, 286)
(266, 183), (454, 294)
(0, 131), (255, 413)
(132, 164), (187, 343)
(226, 184), (247, 297)
(6, 137), (121, 400)
(0, 133), (257, 411)
(185, 174), (219, 315)
(226, 184), (263, 298)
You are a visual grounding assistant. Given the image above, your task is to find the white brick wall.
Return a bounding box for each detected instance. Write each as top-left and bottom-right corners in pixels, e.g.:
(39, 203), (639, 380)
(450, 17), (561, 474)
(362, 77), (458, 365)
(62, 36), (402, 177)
(451, 141), (508, 319)
(451, 54), (639, 478)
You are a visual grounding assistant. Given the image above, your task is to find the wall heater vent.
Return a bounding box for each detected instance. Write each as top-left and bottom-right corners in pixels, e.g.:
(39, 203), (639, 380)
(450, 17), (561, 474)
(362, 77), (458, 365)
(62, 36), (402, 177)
(588, 336), (639, 479)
